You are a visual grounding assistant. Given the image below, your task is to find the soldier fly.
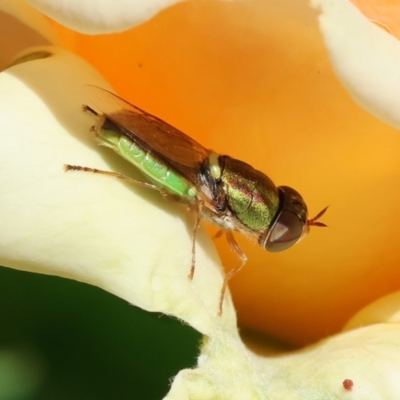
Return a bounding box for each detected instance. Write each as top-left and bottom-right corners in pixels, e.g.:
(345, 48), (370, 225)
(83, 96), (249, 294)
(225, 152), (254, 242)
(65, 86), (327, 314)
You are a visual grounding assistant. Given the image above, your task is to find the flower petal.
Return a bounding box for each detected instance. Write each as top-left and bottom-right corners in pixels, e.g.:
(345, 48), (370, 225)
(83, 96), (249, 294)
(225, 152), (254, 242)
(343, 291), (400, 331)
(166, 323), (400, 398)
(312, 0), (400, 129)
(0, 46), (233, 335)
(24, 0), (182, 34)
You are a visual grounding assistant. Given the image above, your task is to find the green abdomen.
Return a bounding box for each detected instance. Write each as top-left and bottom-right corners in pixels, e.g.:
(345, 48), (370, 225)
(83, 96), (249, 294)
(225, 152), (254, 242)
(97, 123), (197, 201)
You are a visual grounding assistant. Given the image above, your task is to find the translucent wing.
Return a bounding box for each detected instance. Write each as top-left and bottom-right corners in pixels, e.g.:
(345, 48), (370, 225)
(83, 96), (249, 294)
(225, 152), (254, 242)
(84, 86), (211, 174)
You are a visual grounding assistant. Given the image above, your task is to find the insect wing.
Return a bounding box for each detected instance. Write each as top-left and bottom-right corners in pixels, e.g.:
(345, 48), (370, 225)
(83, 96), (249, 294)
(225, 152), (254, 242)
(84, 85), (211, 184)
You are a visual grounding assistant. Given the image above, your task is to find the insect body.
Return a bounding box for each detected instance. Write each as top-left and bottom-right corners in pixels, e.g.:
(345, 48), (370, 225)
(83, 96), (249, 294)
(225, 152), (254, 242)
(66, 86), (327, 314)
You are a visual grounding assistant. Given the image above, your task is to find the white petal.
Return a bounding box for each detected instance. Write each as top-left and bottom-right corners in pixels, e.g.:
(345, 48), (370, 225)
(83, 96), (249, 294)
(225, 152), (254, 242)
(0, 46), (233, 334)
(343, 291), (400, 331)
(312, 0), (400, 130)
(166, 324), (400, 398)
(24, 0), (182, 34)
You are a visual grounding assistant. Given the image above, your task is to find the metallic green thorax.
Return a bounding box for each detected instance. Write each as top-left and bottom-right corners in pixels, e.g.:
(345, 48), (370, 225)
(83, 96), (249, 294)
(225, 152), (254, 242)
(96, 118), (198, 201)
(219, 156), (280, 232)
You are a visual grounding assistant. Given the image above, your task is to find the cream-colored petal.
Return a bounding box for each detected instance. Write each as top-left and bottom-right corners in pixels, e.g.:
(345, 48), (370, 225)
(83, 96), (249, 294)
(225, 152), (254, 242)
(343, 291), (400, 331)
(312, 0), (400, 130)
(267, 324), (400, 399)
(24, 0), (182, 34)
(0, 46), (233, 335)
(166, 324), (400, 399)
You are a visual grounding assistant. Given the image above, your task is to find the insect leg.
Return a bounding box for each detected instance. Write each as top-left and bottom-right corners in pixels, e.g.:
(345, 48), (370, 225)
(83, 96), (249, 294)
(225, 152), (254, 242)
(213, 229), (224, 239)
(82, 104), (98, 116)
(64, 164), (159, 190)
(218, 231), (248, 315)
(188, 200), (203, 280)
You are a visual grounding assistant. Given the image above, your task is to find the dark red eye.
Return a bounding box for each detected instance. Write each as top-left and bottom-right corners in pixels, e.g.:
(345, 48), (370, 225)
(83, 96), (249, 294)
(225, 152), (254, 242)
(264, 210), (304, 252)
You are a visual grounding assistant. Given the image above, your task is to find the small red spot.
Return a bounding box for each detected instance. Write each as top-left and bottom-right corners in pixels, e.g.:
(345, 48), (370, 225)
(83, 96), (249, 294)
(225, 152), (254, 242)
(343, 379), (354, 391)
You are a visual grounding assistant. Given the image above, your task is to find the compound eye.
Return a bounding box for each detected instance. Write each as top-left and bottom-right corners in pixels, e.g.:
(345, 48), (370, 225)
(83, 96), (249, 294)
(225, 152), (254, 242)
(265, 210), (304, 252)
